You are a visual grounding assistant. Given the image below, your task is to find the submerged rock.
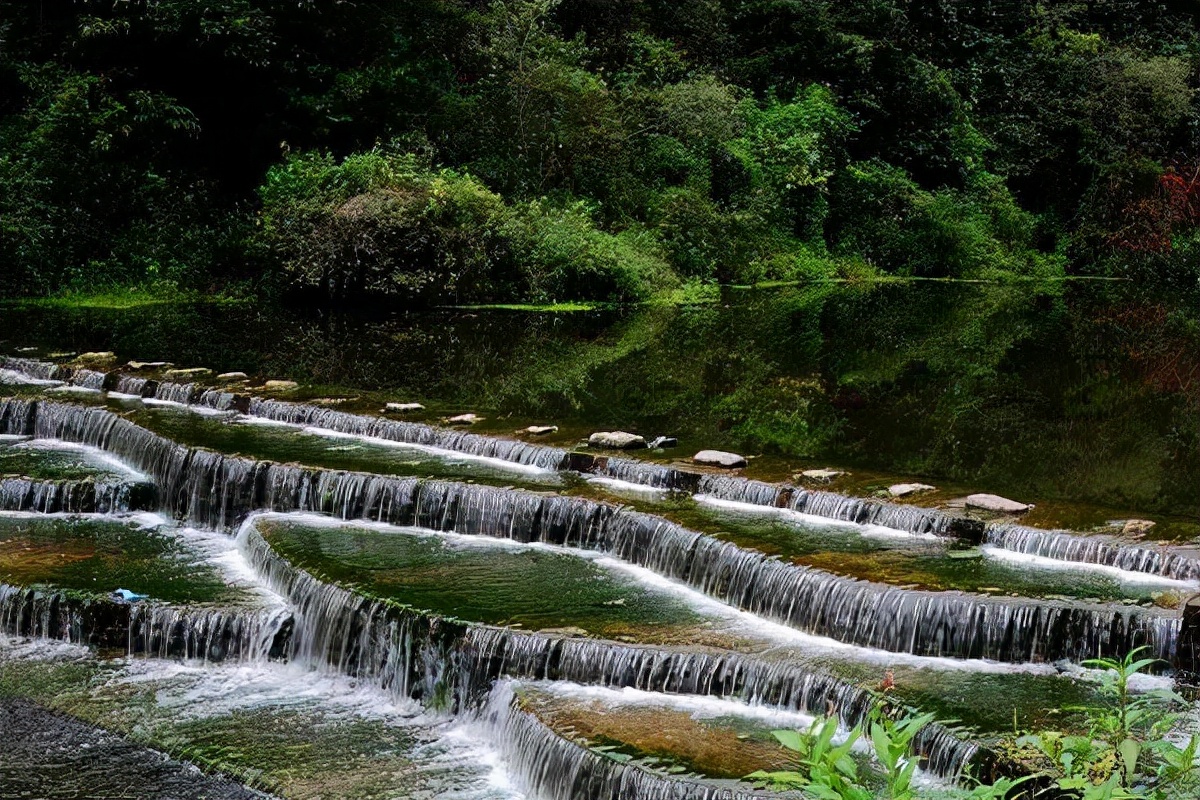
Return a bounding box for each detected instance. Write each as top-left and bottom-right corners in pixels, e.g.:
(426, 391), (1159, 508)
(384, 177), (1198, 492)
(800, 468), (844, 481)
(889, 482), (936, 497)
(965, 493), (1031, 514)
(126, 361), (170, 370)
(262, 379), (299, 392)
(1120, 519), (1157, 537)
(445, 413), (482, 425)
(216, 371), (249, 383)
(693, 449), (747, 468)
(385, 402), (425, 413)
(648, 436), (678, 449)
(164, 367), (212, 381)
(588, 431), (646, 449)
(525, 425), (558, 435)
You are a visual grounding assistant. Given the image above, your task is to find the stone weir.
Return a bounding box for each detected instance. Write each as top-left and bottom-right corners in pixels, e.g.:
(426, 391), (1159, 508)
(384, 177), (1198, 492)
(3, 358), (984, 539)
(2, 398), (1181, 667)
(482, 682), (784, 800)
(0, 476), (156, 515)
(0, 583), (292, 662)
(237, 521), (981, 782)
(984, 523), (1200, 583)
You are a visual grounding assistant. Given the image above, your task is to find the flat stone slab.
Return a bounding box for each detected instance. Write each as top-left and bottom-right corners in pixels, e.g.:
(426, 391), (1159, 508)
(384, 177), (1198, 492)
(385, 402), (425, 413)
(262, 379), (299, 392)
(445, 413), (482, 425)
(126, 361), (171, 370)
(693, 449), (747, 468)
(889, 482), (936, 497)
(588, 431), (646, 449)
(965, 493), (1031, 514)
(800, 468), (844, 480)
(163, 367), (212, 381)
(216, 371), (249, 382)
(525, 425), (558, 435)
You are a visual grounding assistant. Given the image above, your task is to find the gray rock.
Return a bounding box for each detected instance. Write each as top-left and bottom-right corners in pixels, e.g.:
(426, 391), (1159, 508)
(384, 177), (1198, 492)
(445, 413), (482, 425)
(889, 482), (936, 497)
(164, 367), (213, 381)
(216, 371), (249, 383)
(262, 379), (299, 392)
(385, 402), (425, 413)
(649, 436), (678, 449)
(800, 468), (845, 480)
(525, 425), (558, 435)
(588, 431), (646, 450)
(693, 449), (747, 468)
(965, 493), (1031, 514)
(126, 361), (170, 370)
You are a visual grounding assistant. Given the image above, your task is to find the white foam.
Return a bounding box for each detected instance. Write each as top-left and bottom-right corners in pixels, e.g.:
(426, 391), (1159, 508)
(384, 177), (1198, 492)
(585, 475), (671, 501)
(11, 438), (150, 481)
(0, 369), (63, 387)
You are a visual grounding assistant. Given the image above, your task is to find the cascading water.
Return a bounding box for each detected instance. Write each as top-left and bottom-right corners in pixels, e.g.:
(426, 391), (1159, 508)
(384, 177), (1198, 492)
(114, 375), (150, 397)
(789, 487), (953, 537)
(3, 399), (1180, 666)
(238, 518), (981, 779)
(69, 369), (108, 391)
(0, 357), (68, 383)
(0, 476), (148, 514)
(247, 398), (571, 469)
(154, 382), (198, 404)
(985, 523), (1200, 582)
(481, 681), (781, 800)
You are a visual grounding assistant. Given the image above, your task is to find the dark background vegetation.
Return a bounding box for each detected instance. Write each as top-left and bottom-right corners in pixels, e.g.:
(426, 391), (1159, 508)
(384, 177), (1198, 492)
(2, 0), (1198, 302)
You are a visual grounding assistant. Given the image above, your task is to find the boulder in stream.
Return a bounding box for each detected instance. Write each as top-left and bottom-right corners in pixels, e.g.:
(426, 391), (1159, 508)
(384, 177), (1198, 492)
(385, 402), (425, 413)
(588, 431), (646, 449)
(889, 482), (936, 497)
(525, 425), (558, 435)
(965, 493), (1031, 514)
(693, 449), (747, 468)
(446, 413), (483, 425)
(217, 372), (249, 383)
(262, 379), (299, 392)
(800, 468), (844, 481)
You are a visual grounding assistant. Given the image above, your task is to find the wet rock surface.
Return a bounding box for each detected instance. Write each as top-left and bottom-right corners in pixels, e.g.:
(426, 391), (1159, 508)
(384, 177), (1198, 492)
(588, 431), (646, 449)
(693, 449), (747, 468)
(0, 698), (264, 800)
(966, 493), (1031, 514)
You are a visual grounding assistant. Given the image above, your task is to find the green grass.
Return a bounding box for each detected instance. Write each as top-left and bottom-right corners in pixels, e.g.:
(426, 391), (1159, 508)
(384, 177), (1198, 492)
(4, 285), (248, 310)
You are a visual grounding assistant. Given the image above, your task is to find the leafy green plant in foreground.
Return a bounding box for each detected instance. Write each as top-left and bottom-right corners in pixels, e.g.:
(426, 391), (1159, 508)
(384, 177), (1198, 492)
(752, 651), (1198, 798)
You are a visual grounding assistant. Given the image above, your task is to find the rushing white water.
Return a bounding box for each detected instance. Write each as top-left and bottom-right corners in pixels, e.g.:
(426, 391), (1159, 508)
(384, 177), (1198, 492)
(695, 493), (943, 542)
(982, 544), (1200, 589)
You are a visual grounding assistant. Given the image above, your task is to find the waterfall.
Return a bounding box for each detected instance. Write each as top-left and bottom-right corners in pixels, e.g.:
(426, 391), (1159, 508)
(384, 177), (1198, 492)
(69, 369), (108, 391)
(600, 457), (696, 491)
(789, 488), (952, 537)
(247, 398), (570, 470)
(197, 388), (239, 411)
(0, 398), (36, 435)
(0, 476), (152, 514)
(984, 523), (1200, 582)
(128, 603), (293, 662)
(5, 399), (1180, 666)
(697, 475), (788, 507)
(0, 582), (289, 662)
(481, 682), (779, 800)
(114, 375), (151, 397)
(154, 382), (198, 404)
(0, 357), (68, 382)
(239, 519), (980, 779)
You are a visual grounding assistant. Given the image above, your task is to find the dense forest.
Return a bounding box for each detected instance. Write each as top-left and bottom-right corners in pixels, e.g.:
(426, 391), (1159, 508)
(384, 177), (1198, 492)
(2, 1), (1199, 303)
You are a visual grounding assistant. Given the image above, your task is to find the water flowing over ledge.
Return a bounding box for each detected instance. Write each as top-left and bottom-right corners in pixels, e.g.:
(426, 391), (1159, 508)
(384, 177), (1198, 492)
(0, 476), (154, 514)
(0, 582), (292, 662)
(0, 397), (1181, 666)
(984, 523), (1200, 582)
(236, 518), (981, 781)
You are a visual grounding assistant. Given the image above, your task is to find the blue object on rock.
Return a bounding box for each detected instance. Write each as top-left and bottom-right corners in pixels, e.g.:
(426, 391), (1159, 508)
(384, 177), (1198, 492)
(112, 588), (148, 602)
